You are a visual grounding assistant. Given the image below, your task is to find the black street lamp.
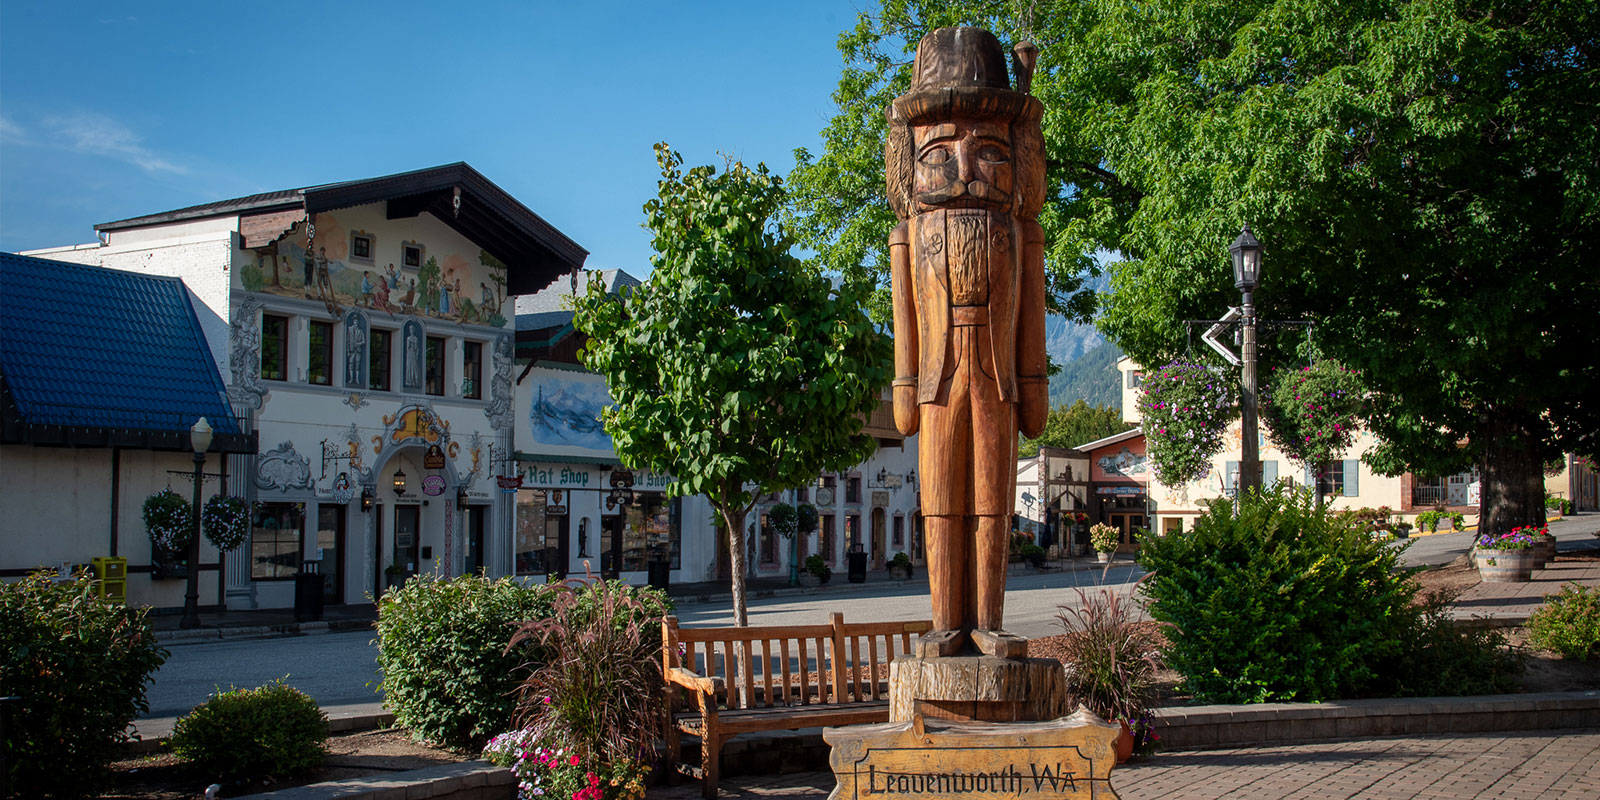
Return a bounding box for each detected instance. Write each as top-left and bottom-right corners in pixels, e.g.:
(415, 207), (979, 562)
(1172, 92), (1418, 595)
(179, 417), (212, 629)
(1229, 225), (1264, 495)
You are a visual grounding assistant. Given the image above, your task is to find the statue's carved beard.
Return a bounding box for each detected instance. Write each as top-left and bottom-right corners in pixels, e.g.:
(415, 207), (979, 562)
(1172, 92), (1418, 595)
(917, 179), (1011, 208)
(947, 211), (994, 306)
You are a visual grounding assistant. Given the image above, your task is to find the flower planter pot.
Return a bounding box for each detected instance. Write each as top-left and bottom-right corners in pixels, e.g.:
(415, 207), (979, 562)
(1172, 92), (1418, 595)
(1096, 551), (1112, 564)
(1115, 720), (1135, 764)
(888, 565), (911, 581)
(1531, 536), (1557, 567)
(1474, 548), (1536, 583)
(799, 572), (822, 588)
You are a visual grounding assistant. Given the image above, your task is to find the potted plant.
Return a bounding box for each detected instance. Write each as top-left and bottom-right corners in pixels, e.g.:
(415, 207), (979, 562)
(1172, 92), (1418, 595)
(384, 562), (406, 590)
(1523, 523), (1557, 566)
(1071, 512), (1090, 556)
(1473, 528), (1539, 583)
(1018, 543), (1047, 569)
(888, 552), (914, 580)
(1054, 579), (1163, 762)
(1090, 523), (1121, 564)
(1139, 360), (1238, 490)
(142, 488), (193, 579)
(1416, 509), (1443, 533)
(801, 554), (831, 587)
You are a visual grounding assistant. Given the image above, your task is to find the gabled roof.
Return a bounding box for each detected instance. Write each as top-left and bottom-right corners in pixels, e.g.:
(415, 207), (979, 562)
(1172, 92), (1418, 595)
(514, 269), (643, 356)
(0, 252), (254, 452)
(95, 163), (587, 296)
(1074, 426), (1144, 453)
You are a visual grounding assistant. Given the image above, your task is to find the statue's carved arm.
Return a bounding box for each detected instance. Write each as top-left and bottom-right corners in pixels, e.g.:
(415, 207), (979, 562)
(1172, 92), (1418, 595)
(890, 220), (919, 436)
(1017, 218), (1048, 439)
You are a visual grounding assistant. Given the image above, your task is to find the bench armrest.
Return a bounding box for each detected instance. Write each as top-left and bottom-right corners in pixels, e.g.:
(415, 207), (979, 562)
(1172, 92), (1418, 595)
(666, 666), (722, 696)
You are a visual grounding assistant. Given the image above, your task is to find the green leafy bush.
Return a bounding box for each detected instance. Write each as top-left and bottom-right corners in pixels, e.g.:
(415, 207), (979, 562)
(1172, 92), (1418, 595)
(1, 570), (167, 797)
(1018, 543), (1046, 568)
(1378, 592), (1525, 696)
(375, 574), (559, 749)
(1137, 487), (1415, 703)
(169, 680), (327, 782)
(804, 554), (832, 581)
(1529, 583), (1600, 661)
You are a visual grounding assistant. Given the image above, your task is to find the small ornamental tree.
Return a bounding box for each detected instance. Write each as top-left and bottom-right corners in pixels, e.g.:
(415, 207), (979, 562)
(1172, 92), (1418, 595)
(1262, 361), (1366, 472)
(1138, 361), (1236, 488)
(574, 144), (891, 626)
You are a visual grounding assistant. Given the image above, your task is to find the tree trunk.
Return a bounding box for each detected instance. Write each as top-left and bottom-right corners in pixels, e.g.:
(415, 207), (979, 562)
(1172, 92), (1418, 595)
(716, 490), (750, 627)
(1478, 408), (1549, 538)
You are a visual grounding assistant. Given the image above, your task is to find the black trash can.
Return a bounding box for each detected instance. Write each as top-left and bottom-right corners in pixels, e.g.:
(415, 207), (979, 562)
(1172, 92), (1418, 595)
(294, 560), (323, 622)
(847, 550), (868, 584)
(647, 559), (671, 591)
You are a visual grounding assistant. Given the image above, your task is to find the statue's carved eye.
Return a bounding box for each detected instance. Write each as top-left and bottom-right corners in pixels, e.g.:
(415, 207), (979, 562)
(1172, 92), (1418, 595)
(919, 146), (953, 166)
(978, 145), (1009, 164)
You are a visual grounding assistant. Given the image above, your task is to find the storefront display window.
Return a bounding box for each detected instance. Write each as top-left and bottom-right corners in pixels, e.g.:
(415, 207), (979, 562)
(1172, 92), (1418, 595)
(251, 502), (303, 580)
(622, 494), (678, 571)
(515, 490), (564, 576)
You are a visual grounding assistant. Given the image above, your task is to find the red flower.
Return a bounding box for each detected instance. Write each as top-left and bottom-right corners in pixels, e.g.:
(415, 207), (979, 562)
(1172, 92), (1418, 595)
(570, 754), (581, 766)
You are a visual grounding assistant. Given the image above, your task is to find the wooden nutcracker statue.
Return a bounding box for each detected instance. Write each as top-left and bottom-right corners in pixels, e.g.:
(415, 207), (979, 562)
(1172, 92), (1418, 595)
(888, 27), (1048, 659)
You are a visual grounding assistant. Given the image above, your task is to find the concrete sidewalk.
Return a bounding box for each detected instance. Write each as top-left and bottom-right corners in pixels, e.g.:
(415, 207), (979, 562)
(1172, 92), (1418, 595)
(1451, 553), (1600, 624)
(655, 729), (1600, 800)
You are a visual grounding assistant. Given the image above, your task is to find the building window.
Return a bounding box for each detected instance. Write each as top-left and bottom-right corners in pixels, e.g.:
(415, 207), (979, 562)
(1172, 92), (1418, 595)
(350, 231), (374, 263)
(261, 314), (288, 381)
(425, 336), (445, 396)
(1128, 371), (1145, 388)
(251, 502), (303, 580)
(893, 515), (904, 546)
(369, 329), (392, 391)
(846, 476), (862, 504)
(402, 241), (425, 269)
(820, 514), (835, 564)
(846, 514), (861, 550)
(796, 486), (809, 503)
(462, 341), (483, 399)
(1413, 476), (1448, 507)
(308, 321), (333, 385)
(515, 490), (558, 576)
(1318, 462), (1347, 498)
(622, 494), (680, 570)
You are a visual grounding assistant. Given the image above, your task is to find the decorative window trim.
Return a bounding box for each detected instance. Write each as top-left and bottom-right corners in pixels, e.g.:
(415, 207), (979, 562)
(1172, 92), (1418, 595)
(349, 230), (376, 265)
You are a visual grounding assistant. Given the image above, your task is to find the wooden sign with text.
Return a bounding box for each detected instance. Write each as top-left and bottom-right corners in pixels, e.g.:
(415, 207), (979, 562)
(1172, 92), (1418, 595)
(826, 710), (1120, 800)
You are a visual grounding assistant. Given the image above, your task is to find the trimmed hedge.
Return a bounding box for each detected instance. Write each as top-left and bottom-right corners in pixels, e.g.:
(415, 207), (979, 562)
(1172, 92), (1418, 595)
(1, 570), (167, 797)
(170, 680), (328, 781)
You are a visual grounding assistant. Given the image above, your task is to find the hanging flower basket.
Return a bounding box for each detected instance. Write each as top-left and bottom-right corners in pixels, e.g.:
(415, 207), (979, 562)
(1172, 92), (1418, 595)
(202, 495), (251, 551)
(1262, 361), (1366, 470)
(143, 489), (193, 552)
(1138, 360), (1236, 487)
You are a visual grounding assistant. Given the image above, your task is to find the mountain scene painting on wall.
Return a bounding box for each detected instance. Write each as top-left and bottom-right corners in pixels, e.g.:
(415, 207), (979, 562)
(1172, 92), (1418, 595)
(529, 374), (613, 452)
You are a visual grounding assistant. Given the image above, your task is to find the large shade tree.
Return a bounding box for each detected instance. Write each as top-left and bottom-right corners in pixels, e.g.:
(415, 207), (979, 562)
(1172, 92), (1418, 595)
(575, 144), (891, 626)
(789, 0), (1598, 534)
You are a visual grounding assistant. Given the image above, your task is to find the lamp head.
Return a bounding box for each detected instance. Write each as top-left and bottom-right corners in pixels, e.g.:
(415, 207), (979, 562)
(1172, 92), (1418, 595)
(1229, 224), (1263, 291)
(393, 468), (407, 494)
(190, 417), (213, 455)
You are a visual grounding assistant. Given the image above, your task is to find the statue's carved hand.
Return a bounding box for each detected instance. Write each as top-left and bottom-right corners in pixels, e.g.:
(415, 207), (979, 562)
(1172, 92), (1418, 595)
(894, 384), (920, 436)
(1018, 380), (1047, 439)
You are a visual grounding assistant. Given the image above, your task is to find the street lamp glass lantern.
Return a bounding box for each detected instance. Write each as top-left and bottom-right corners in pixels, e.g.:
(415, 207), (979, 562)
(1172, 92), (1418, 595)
(393, 468), (407, 494)
(190, 417), (213, 455)
(1229, 224), (1263, 291)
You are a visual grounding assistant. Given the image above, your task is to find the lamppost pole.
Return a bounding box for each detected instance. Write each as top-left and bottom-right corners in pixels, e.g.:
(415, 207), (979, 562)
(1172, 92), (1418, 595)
(1230, 226), (1263, 496)
(180, 417), (212, 629)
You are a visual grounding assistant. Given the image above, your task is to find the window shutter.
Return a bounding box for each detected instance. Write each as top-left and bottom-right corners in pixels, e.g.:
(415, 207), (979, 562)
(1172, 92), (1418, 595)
(1344, 460), (1360, 497)
(1264, 460), (1278, 486)
(1225, 461), (1239, 493)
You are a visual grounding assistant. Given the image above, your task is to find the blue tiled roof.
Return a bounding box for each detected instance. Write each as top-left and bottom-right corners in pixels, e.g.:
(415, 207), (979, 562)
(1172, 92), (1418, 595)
(0, 252), (239, 436)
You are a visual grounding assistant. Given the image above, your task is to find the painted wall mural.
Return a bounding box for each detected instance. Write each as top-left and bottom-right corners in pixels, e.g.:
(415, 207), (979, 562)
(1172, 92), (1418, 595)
(228, 294), (269, 410)
(401, 320), (425, 393)
(486, 333), (515, 431)
(528, 370), (613, 453)
(235, 213), (510, 327)
(344, 310), (369, 388)
(1097, 447), (1148, 478)
(256, 441), (315, 492)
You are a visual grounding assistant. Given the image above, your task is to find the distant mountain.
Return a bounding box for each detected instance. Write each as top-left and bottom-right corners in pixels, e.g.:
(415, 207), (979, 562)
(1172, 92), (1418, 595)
(1048, 338), (1124, 410)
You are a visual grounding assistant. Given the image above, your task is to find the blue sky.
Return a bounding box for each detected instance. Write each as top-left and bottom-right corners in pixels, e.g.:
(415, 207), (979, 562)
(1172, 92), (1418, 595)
(0, 1), (874, 273)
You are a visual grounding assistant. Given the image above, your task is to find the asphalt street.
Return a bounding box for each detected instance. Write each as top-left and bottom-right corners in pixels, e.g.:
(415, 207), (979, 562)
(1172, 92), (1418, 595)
(140, 513), (1596, 720)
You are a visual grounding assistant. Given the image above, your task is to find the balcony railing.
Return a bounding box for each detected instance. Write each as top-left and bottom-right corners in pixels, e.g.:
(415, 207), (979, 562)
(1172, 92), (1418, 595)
(1412, 483), (1449, 508)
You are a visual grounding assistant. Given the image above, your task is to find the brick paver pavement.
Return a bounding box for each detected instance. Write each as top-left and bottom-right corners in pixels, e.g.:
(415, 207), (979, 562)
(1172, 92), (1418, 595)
(1450, 555), (1600, 622)
(648, 729), (1600, 800)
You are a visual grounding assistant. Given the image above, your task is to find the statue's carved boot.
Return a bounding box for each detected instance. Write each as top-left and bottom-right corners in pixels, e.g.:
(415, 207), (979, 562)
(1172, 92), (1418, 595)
(970, 628), (1027, 659)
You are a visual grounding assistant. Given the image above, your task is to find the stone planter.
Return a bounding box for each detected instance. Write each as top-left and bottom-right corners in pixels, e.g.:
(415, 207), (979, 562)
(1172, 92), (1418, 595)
(1474, 548), (1536, 583)
(1096, 551), (1113, 564)
(888, 565), (912, 581)
(799, 572), (823, 588)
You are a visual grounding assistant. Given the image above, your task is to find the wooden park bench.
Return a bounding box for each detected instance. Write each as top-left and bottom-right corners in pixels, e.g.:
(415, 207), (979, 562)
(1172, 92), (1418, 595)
(661, 612), (932, 798)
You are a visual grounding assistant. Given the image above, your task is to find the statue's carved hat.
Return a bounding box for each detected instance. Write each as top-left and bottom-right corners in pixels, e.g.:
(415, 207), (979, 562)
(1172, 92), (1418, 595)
(892, 27), (1038, 125)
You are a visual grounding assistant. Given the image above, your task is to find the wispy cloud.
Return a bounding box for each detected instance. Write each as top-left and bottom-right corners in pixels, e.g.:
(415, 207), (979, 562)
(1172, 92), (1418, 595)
(0, 115), (25, 144)
(40, 112), (187, 174)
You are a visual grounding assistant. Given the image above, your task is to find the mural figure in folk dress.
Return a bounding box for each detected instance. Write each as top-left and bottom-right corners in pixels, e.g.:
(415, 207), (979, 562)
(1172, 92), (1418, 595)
(887, 27), (1048, 655)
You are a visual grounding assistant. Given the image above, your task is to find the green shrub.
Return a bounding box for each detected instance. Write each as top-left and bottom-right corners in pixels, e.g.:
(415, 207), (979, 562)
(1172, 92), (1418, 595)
(1529, 583), (1600, 661)
(1378, 592), (1525, 696)
(169, 680), (327, 781)
(1018, 543), (1046, 567)
(804, 554), (832, 581)
(375, 574), (559, 749)
(571, 578), (673, 635)
(1136, 487), (1415, 703)
(1, 570), (167, 797)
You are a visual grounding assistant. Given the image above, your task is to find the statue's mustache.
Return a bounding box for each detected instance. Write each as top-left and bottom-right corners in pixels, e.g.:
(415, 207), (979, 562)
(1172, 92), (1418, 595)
(917, 180), (1010, 205)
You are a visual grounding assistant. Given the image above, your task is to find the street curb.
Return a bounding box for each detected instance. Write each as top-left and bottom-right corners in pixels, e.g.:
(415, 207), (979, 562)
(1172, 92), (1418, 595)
(236, 759), (511, 800)
(156, 618), (374, 646)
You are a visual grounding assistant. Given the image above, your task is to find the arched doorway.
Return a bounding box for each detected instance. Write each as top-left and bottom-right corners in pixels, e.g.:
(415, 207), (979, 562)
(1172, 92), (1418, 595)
(871, 507), (886, 570)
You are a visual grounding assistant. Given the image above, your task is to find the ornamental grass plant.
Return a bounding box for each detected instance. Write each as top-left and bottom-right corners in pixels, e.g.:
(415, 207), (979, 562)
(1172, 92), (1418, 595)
(1137, 360), (1236, 487)
(1054, 579), (1163, 754)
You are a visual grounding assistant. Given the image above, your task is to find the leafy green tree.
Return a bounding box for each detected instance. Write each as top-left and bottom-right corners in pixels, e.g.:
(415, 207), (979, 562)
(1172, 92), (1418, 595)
(1019, 399), (1135, 458)
(794, 0), (1599, 535)
(574, 144), (891, 625)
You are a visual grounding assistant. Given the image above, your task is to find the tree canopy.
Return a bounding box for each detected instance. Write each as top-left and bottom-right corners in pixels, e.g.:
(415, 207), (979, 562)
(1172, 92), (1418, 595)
(575, 144), (891, 625)
(1018, 399), (1136, 458)
(791, 0), (1599, 533)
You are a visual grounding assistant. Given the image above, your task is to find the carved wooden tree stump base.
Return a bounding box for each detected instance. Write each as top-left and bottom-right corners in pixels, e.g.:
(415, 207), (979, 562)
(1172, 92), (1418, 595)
(890, 653), (1069, 723)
